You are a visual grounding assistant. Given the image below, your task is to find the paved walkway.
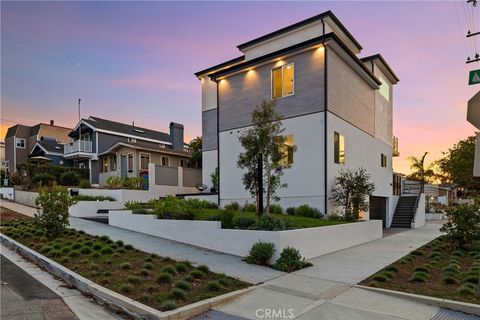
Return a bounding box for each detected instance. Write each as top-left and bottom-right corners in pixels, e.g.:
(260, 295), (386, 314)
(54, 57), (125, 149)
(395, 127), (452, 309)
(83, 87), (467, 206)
(0, 200), (283, 284)
(214, 223), (447, 320)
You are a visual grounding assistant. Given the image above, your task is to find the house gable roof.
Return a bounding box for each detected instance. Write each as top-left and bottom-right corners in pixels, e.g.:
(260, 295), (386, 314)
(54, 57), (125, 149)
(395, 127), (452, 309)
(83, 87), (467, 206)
(98, 141), (191, 158)
(72, 116), (172, 144)
(29, 140), (64, 156)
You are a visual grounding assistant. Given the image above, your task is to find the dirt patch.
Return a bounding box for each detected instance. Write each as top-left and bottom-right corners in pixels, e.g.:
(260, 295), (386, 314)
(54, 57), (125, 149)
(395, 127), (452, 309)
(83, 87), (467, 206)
(1, 206), (30, 225)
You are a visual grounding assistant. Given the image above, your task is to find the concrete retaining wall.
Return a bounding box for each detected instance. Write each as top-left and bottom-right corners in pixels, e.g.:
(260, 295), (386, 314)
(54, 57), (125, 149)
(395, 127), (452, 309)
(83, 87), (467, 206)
(425, 213), (443, 221)
(14, 190), (38, 207)
(0, 187), (15, 200)
(69, 201), (123, 217)
(412, 193), (426, 229)
(109, 211), (382, 261)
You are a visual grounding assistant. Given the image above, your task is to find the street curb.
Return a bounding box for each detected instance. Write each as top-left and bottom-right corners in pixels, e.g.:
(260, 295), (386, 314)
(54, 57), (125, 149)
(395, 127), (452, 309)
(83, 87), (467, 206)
(0, 234), (255, 320)
(355, 284), (480, 316)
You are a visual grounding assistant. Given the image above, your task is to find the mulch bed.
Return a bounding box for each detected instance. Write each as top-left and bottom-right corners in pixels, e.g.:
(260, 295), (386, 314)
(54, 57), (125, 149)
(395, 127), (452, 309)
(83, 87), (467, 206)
(1, 206), (30, 225)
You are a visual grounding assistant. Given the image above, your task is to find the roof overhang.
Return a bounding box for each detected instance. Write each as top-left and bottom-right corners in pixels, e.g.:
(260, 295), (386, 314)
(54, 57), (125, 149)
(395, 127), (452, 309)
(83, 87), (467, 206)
(209, 33), (380, 88)
(29, 142), (63, 156)
(98, 142), (191, 158)
(195, 56), (245, 79)
(29, 156), (52, 161)
(361, 54), (399, 84)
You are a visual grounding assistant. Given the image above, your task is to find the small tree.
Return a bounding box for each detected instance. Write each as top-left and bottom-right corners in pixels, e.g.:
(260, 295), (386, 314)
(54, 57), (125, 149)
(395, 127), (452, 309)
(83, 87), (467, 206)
(406, 152), (436, 192)
(237, 101), (295, 215)
(330, 168), (375, 221)
(187, 137), (202, 169)
(34, 185), (77, 239)
(440, 204), (480, 249)
(210, 167), (219, 192)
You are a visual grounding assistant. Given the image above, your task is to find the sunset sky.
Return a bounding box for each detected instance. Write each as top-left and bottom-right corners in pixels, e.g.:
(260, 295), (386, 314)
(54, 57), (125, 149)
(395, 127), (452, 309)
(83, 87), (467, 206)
(1, 1), (479, 174)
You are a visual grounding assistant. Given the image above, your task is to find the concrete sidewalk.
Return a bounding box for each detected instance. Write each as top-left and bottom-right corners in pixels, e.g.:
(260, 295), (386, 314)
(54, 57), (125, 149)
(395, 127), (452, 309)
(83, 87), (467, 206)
(0, 200), (283, 284)
(214, 223), (445, 320)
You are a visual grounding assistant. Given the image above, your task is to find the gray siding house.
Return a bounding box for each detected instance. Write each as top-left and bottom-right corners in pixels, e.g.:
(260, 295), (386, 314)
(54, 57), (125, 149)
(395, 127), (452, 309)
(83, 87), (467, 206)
(65, 116), (191, 186)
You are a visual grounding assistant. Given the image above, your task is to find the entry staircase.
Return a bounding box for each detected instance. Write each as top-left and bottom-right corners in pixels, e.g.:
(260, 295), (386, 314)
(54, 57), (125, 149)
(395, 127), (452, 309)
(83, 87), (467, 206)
(391, 195), (418, 228)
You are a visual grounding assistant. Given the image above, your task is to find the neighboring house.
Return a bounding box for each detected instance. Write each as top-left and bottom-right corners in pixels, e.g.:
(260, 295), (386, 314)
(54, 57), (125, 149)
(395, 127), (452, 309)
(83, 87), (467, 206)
(467, 91), (480, 177)
(64, 116), (191, 186)
(195, 11), (400, 226)
(4, 120), (72, 173)
(29, 138), (73, 167)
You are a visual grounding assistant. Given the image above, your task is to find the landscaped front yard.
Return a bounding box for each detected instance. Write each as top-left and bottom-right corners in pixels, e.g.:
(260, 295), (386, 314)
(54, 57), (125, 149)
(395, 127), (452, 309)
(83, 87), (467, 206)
(0, 214), (248, 311)
(361, 236), (480, 304)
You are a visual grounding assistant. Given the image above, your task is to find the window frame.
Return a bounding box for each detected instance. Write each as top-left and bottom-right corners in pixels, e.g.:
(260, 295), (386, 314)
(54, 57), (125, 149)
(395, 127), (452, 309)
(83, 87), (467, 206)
(110, 154), (117, 171)
(102, 157), (109, 173)
(127, 153), (134, 172)
(271, 63), (295, 99)
(139, 153), (151, 170)
(161, 156), (170, 167)
(180, 159), (187, 168)
(381, 153), (387, 168)
(334, 132), (345, 165)
(15, 138), (26, 149)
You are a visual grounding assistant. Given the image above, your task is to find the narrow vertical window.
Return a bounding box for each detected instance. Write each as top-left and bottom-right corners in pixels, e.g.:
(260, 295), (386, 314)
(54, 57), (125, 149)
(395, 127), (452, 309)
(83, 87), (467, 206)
(110, 155), (117, 171)
(334, 132), (345, 165)
(275, 135), (294, 165)
(272, 63), (294, 99)
(128, 154), (133, 171)
(102, 157), (109, 173)
(161, 156), (170, 167)
(140, 153), (150, 170)
(381, 154), (387, 167)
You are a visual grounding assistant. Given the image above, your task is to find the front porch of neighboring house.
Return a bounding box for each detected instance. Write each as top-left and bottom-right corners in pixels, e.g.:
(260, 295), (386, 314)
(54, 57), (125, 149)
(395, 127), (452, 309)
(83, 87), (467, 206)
(97, 146), (190, 188)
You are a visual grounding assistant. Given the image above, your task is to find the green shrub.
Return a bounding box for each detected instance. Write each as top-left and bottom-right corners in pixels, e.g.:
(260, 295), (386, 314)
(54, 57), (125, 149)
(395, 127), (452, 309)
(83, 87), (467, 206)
(175, 263), (188, 273)
(69, 250), (81, 257)
(206, 280), (222, 291)
(463, 274), (479, 284)
(120, 262), (132, 270)
(35, 186), (77, 239)
(80, 247), (92, 255)
(124, 177), (144, 189)
(385, 265), (398, 272)
(59, 171), (80, 186)
(411, 250), (423, 256)
(73, 195), (115, 201)
(197, 265), (210, 273)
(224, 202), (240, 211)
(40, 245), (53, 253)
(143, 262), (153, 270)
(443, 274), (457, 285)
(124, 201), (147, 210)
(157, 273), (172, 284)
(170, 288), (187, 299)
(106, 176), (124, 189)
(138, 269), (149, 277)
(269, 204), (283, 214)
(32, 173), (55, 187)
(116, 240), (124, 247)
(93, 243), (103, 250)
(152, 195), (195, 220)
(372, 274), (389, 282)
(286, 207), (296, 215)
(161, 266), (176, 275)
(245, 242), (275, 266)
(127, 275), (142, 284)
(49, 249), (62, 257)
(79, 179), (91, 188)
(410, 271), (428, 282)
(190, 270), (204, 279)
(414, 266), (430, 273)
(242, 202), (256, 212)
(273, 247), (308, 272)
(218, 277), (230, 286)
(232, 216), (257, 229)
(61, 247), (70, 253)
(119, 283), (133, 293)
(60, 257), (69, 264)
(100, 247), (113, 255)
(183, 275), (193, 283)
(175, 280), (190, 291)
(124, 244), (134, 250)
(184, 198), (218, 210)
(256, 214), (286, 231)
(440, 204), (480, 249)
(161, 300), (176, 311)
(295, 204), (322, 218)
(457, 284), (476, 296)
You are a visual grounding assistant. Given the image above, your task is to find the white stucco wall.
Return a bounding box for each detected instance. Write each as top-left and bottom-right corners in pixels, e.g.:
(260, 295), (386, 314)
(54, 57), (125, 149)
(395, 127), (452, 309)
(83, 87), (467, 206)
(0, 187), (15, 201)
(69, 201), (123, 217)
(109, 210), (382, 260)
(201, 77), (217, 112)
(219, 112), (326, 211)
(412, 193), (426, 228)
(14, 190), (38, 207)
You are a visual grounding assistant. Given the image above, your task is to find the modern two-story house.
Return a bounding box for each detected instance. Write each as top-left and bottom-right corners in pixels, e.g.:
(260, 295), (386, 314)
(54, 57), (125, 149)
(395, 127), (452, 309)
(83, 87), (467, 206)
(4, 120), (73, 173)
(195, 11), (400, 226)
(65, 116), (191, 186)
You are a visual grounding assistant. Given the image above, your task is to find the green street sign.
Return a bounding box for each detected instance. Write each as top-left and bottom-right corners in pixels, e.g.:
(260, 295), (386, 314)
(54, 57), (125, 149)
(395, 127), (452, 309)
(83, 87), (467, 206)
(469, 69), (480, 85)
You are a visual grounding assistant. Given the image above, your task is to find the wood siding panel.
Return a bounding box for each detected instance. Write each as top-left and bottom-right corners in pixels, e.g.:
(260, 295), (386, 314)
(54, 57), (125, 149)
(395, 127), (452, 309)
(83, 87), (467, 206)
(202, 109), (218, 151)
(218, 49), (325, 131)
(327, 49), (375, 136)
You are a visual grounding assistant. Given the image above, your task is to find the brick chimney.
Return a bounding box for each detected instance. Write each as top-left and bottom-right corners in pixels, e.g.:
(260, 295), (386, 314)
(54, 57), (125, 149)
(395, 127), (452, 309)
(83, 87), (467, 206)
(169, 122), (184, 151)
(49, 120), (54, 126)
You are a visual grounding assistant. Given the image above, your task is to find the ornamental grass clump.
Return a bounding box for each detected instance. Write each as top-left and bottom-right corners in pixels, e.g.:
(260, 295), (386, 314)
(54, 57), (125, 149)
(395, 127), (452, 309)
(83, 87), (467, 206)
(157, 273), (172, 284)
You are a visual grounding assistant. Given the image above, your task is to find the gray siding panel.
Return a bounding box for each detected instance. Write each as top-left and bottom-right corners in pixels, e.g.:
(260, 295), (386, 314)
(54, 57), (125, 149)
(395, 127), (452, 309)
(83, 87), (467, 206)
(202, 109), (218, 151)
(327, 49), (375, 136)
(97, 132), (162, 154)
(183, 168), (202, 187)
(155, 165), (178, 186)
(218, 49), (325, 131)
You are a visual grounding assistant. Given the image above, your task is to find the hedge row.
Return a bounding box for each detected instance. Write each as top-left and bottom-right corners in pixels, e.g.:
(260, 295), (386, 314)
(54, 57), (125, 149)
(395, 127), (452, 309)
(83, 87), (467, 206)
(17, 163), (89, 181)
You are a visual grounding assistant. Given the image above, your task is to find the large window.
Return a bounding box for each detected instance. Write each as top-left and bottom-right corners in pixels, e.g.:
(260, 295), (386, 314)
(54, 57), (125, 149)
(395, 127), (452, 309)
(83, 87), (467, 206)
(275, 135), (294, 165)
(272, 63), (294, 99)
(140, 153), (150, 170)
(128, 154), (133, 171)
(379, 75), (390, 101)
(102, 157), (109, 173)
(15, 138), (26, 149)
(334, 132), (345, 165)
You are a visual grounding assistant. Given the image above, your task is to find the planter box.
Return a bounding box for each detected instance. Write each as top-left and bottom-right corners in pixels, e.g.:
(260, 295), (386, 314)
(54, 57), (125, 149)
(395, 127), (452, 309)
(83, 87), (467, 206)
(109, 211), (382, 260)
(69, 201), (123, 217)
(14, 190), (39, 207)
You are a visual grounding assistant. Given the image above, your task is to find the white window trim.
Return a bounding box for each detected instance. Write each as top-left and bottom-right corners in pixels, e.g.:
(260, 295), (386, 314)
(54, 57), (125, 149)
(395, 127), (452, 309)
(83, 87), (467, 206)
(139, 153), (151, 170)
(110, 153), (117, 171)
(271, 62), (295, 100)
(102, 157), (109, 173)
(127, 153), (134, 172)
(15, 138), (26, 149)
